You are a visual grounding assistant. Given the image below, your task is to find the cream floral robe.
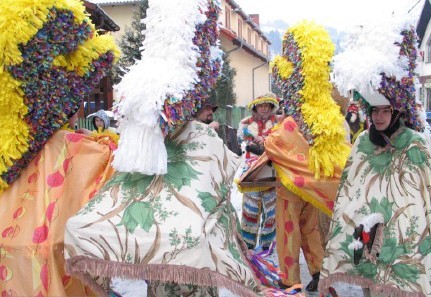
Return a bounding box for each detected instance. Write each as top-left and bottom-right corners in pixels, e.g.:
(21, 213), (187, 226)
(319, 127), (431, 297)
(65, 121), (266, 297)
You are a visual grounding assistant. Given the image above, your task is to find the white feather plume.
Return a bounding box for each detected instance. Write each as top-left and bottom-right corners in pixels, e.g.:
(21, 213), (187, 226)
(332, 17), (414, 97)
(112, 0), (209, 174)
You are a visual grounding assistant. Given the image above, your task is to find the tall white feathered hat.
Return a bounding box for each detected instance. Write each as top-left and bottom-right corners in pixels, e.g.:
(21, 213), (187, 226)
(112, 0), (222, 174)
(332, 15), (423, 131)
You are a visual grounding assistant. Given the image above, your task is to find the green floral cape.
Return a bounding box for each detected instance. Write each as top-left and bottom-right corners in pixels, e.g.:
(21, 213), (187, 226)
(64, 121), (264, 297)
(320, 127), (431, 297)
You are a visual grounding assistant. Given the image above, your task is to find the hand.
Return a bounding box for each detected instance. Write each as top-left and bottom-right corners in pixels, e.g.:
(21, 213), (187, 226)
(254, 136), (264, 145)
(208, 121), (220, 131)
(277, 113), (287, 123)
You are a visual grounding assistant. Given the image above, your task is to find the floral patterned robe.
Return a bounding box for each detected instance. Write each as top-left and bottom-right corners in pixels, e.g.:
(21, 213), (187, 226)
(64, 121), (266, 297)
(319, 127), (431, 297)
(0, 130), (116, 297)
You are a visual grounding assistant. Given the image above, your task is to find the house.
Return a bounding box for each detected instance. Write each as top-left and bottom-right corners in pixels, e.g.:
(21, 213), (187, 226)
(81, 1), (120, 117)
(416, 0), (431, 121)
(87, 0), (272, 107)
(219, 0), (271, 106)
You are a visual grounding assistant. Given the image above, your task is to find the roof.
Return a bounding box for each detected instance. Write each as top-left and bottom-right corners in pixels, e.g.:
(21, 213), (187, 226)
(220, 28), (270, 62)
(417, 0), (431, 47)
(85, 1), (120, 32)
(225, 0), (271, 44)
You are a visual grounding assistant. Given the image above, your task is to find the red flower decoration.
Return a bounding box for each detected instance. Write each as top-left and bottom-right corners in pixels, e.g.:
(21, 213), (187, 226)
(62, 275), (72, 289)
(2, 226), (19, 239)
(32, 225), (49, 244)
(88, 189), (97, 200)
(63, 158), (73, 175)
(28, 171), (40, 183)
(12, 207), (25, 220)
(293, 176), (305, 187)
(284, 256), (295, 267)
(0, 265), (10, 281)
(284, 120), (297, 132)
(34, 154), (42, 166)
(284, 220), (294, 233)
(296, 153), (306, 161)
(40, 263), (49, 291)
(65, 133), (84, 143)
(46, 202), (59, 223)
(326, 200), (334, 211)
(47, 171), (64, 188)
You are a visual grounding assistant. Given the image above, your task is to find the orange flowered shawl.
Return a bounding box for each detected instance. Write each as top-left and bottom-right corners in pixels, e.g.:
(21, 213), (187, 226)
(265, 117), (349, 216)
(0, 130), (116, 297)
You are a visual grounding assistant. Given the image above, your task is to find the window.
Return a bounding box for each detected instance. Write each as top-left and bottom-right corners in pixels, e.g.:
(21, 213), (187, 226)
(238, 19), (243, 38)
(247, 28), (252, 44)
(255, 34), (259, 49)
(261, 40), (264, 53)
(225, 7), (231, 29)
(427, 88), (431, 111)
(427, 39), (431, 62)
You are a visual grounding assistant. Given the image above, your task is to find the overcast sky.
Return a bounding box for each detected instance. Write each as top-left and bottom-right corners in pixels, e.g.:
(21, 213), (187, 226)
(234, 0), (424, 31)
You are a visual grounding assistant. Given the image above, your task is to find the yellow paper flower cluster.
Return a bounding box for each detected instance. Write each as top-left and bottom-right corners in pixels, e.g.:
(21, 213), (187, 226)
(270, 55), (293, 80)
(0, 0), (119, 194)
(53, 34), (120, 76)
(286, 21), (350, 178)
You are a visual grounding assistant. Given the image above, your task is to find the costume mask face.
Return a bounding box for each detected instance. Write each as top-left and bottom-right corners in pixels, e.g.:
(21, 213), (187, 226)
(371, 105), (393, 131)
(196, 105), (214, 124)
(255, 103), (272, 117)
(95, 117), (105, 129)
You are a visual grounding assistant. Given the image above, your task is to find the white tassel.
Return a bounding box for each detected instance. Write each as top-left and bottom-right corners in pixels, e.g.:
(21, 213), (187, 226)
(111, 0), (211, 174)
(348, 238), (363, 251)
(359, 213), (384, 233)
(112, 122), (167, 175)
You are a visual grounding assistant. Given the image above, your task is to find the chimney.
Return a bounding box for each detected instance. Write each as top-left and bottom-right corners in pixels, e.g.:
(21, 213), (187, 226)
(249, 14), (259, 27)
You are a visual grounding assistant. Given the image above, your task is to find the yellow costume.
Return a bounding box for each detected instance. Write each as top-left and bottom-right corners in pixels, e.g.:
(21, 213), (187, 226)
(269, 21), (350, 291)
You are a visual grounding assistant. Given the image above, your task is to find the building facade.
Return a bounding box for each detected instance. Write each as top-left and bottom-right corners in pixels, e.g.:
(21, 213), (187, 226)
(219, 0), (271, 106)
(416, 0), (431, 120)
(88, 0), (272, 107)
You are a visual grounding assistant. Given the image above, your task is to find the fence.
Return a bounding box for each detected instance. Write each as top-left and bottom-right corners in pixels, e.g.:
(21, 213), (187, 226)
(76, 118), (93, 130)
(213, 106), (249, 129)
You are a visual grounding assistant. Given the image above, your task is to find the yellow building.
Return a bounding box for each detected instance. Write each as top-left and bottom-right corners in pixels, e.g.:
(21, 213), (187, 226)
(88, 0), (271, 107)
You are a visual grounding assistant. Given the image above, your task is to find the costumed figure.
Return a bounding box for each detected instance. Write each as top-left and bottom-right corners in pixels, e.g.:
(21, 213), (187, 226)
(345, 99), (367, 144)
(0, 0), (119, 296)
(267, 21), (351, 292)
(64, 1), (290, 296)
(237, 92), (279, 250)
(319, 17), (431, 297)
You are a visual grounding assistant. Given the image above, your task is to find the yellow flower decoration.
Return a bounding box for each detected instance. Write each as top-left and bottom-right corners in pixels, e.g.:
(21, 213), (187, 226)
(270, 55), (293, 80)
(274, 20), (351, 178)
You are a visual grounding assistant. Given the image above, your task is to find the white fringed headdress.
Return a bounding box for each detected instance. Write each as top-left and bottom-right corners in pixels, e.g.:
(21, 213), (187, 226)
(332, 14), (424, 131)
(112, 0), (222, 174)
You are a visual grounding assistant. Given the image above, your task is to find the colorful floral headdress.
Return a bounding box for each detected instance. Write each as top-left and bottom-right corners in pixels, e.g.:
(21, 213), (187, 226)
(247, 93), (279, 111)
(271, 20), (350, 178)
(0, 0), (119, 194)
(332, 16), (422, 131)
(112, 0), (222, 175)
